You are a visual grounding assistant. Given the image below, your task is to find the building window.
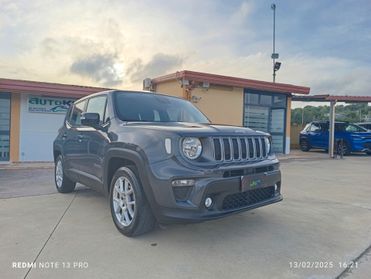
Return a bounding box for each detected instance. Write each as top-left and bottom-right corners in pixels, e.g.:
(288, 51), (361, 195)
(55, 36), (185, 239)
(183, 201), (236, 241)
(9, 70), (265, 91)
(244, 89), (287, 153)
(0, 93), (11, 161)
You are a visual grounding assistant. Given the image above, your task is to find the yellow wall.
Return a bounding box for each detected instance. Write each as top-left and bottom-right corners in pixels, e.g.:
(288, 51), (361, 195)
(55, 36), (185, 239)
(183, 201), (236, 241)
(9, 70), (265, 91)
(155, 80), (183, 98)
(191, 85), (244, 126)
(155, 81), (244, 126)
(290, 124), (305, 149)
(9, 93), (21, 162)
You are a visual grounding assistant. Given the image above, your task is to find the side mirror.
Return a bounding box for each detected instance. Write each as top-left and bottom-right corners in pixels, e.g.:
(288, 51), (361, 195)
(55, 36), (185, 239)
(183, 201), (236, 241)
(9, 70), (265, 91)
(81, 112), (100, 127)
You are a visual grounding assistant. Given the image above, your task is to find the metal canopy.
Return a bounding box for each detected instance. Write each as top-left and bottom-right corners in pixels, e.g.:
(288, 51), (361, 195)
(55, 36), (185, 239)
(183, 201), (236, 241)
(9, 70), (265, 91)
(292, 94), (371, 103)
(292, 94), (371, 158)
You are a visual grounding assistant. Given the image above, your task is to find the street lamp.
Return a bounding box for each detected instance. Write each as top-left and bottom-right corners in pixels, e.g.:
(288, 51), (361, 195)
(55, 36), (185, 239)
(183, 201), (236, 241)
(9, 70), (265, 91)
(271, 3), (281, 82)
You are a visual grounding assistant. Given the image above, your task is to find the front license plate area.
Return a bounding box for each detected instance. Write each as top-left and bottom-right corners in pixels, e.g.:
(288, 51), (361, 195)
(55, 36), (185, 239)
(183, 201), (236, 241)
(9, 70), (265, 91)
(240, 174), (266, 192)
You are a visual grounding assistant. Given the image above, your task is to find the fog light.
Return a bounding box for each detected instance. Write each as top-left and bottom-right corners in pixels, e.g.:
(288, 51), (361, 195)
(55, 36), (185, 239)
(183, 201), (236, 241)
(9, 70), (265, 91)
(172, 179), (195, 187)
(274, 184), (278, 192)
(205, 197), (213, 208)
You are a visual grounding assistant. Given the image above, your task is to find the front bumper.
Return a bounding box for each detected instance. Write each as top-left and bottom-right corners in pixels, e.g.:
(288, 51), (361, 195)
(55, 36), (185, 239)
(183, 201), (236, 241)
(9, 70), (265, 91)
(145, 157), (282, 223)
(349, 138), (371, 152)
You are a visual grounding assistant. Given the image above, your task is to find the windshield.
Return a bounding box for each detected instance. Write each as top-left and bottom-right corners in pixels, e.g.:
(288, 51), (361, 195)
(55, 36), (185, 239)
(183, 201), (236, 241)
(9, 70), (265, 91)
(114, 92), (210, 123)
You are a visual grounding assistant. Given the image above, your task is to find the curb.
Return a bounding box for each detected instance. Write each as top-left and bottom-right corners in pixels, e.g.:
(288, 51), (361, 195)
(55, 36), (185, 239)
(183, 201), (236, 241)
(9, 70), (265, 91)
(0, 163), (54, 170)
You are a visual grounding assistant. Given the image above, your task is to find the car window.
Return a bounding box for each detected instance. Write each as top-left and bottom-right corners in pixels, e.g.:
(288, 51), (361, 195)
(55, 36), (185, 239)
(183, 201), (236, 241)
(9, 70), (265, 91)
(309, 123), (321, 132)
(86, 96), (107, 123)
(335, 123), (345, 132)
(303, 123), (311, 132)
(345, 124), (366, 133)
(69, 100), (87, 126)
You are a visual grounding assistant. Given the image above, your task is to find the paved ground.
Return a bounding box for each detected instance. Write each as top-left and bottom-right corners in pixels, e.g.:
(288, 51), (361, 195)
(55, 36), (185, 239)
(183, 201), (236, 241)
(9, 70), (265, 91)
(1, 154), (370, 279)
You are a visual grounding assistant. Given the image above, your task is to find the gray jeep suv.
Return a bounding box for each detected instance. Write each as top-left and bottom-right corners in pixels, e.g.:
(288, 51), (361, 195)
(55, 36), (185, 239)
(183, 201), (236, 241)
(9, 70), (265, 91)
(53, 90), (282, 236)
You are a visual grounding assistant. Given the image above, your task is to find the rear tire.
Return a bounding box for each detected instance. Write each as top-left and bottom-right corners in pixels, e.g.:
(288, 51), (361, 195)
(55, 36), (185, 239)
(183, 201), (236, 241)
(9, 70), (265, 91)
(110, 167), (155, 237)
(54, 155), (76, 193)
(337, 140), (350, 156)
(300, 140), (310, 152)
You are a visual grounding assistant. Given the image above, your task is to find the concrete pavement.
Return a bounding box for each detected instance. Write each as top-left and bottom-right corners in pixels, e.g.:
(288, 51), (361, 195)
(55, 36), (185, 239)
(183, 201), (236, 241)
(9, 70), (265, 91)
(0, 155), (370, 279)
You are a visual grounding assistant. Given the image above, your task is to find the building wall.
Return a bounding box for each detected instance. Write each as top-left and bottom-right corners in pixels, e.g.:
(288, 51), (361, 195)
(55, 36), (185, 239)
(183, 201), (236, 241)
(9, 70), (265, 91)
(155, 80), (184, 98)
(290, 123), (305, 149)
(191, 85), (244, 126)
(154, 81), (244, 126)
(9, 93), (20, 162)
(19, 94), (68, 161)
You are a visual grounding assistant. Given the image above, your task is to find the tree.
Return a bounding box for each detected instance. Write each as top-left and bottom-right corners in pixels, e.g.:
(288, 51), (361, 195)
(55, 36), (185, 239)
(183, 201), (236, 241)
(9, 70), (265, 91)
(291, 104), (370, 125)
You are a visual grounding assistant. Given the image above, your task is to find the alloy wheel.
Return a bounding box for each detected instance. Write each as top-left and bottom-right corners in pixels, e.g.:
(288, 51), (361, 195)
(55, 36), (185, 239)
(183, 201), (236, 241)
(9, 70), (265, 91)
(55, 160), (63, 188)
(112, 176), (136, 227)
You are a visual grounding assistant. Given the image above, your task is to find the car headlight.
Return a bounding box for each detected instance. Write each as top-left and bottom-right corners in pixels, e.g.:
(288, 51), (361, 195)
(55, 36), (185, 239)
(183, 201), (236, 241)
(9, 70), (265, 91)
(182, 137), (202, 160)
(265, 137), (272, 154)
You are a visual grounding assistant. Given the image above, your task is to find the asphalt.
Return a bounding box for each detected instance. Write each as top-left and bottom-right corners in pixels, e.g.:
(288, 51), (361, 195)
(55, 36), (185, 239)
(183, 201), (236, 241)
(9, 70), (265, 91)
(0, 153), (370, 279)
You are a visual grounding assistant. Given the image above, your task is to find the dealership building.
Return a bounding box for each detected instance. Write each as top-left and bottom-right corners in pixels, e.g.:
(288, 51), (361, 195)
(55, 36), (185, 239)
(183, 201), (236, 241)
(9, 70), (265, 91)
(0, 71), (309, 163)
(0, 79), (108, 162)
(149, 71), (310, 154)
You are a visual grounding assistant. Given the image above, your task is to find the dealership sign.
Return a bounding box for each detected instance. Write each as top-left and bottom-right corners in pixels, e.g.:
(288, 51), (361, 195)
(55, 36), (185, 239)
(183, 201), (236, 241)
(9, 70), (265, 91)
(28, 96), (76, 114)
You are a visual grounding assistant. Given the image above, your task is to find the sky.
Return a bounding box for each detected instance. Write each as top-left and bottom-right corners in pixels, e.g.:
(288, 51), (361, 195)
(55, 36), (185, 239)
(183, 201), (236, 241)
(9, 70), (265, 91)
(1, 0), (371, 97)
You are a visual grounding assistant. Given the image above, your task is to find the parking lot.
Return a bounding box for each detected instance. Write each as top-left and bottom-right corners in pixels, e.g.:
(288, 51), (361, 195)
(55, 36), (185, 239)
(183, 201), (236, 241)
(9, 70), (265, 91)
(1, 155), (371, 279)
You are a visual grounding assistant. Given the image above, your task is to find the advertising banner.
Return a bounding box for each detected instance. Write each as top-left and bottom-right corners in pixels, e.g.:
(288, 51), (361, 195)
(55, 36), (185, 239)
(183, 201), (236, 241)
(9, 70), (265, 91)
(28, 95), (76, 114)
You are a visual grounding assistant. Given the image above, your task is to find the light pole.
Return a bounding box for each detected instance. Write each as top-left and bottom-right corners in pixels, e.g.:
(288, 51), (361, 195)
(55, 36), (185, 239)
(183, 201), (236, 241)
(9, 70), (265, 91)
(271, 3), (280, 82)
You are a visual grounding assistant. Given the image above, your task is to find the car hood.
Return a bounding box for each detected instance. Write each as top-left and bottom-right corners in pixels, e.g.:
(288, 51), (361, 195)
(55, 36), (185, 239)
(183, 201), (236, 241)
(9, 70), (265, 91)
(121, 122), (268, 137)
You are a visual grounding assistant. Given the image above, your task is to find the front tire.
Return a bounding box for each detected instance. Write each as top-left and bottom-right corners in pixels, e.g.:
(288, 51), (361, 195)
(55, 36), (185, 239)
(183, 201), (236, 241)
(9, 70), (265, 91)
(54, 155), (76, 193)
(300, 140), (311, 152)
(110, 167), (155, 237)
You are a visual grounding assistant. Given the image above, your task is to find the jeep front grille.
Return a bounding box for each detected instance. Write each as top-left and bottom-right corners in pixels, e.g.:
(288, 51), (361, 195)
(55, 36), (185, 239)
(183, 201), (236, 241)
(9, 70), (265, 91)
(212, 136), (269, 162)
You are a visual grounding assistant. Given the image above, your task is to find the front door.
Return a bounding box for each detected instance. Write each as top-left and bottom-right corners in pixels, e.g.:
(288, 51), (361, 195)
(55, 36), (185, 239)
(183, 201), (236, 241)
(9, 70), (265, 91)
(63, 100), (88, 173)
(244, 90), (287, 153)
(269, 108), (286, 154)
(83, 95), (109, 183)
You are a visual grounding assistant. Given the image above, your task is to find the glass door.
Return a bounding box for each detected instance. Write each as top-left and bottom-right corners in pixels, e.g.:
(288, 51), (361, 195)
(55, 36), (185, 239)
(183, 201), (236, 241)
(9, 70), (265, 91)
(0, 93), (11, 161)
(244, 89), (287, 154)
(270, 108), (286, 153)
(244, 105), (269, 132)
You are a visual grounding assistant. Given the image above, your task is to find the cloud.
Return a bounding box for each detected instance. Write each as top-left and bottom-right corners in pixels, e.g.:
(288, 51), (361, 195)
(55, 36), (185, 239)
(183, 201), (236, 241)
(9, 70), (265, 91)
(0, 0), (370, 97)
(280, 55), (371, 96)
(127, 53), (183, 82)
(232, 1), (253, 25)
(70, 53), (123, 86)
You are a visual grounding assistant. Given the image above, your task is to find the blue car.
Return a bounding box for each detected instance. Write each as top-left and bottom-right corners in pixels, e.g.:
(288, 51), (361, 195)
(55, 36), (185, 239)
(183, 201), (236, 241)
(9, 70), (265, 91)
(299, 121), (371, 155)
